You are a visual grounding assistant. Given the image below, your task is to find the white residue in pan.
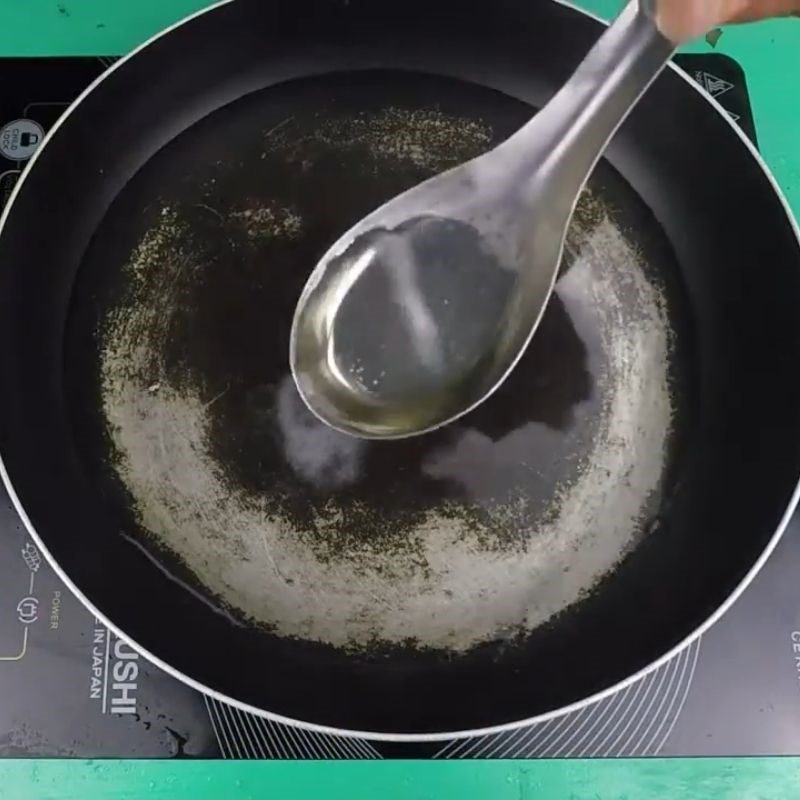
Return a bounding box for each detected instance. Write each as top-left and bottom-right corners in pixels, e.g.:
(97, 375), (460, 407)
(100, 190), (673, 654)
(265, 107), (493, 171)
(230, 205), (303, 241)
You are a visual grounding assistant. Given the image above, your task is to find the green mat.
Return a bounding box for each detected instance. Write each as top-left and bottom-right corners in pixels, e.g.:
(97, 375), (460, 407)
(0, 1), (799, 796)
(3, 758), (800, 799)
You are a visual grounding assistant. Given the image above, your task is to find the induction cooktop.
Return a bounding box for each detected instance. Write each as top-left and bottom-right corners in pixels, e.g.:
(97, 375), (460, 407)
(2, 53), (799, 761)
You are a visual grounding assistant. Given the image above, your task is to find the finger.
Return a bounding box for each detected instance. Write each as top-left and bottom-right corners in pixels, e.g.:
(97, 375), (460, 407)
(656, 0), (799, 42)
(728, 0), (800, 22)
(656, 0), (736, 42)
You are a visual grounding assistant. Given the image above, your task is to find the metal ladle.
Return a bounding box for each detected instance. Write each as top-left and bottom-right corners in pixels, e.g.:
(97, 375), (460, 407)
(290, 0), (675, 439)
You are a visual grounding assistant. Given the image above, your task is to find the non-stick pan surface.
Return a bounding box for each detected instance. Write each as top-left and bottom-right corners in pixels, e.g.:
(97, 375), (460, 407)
(1, 0), (800, 738)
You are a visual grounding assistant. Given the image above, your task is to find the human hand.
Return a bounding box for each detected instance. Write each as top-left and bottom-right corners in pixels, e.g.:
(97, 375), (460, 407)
(656, 0), (800, 43)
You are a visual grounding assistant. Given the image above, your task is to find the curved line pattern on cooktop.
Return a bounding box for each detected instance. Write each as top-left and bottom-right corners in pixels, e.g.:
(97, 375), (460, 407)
(435, 637), (701, 758)
(204, 696), (382, 759)
(202, 637), (700, 758)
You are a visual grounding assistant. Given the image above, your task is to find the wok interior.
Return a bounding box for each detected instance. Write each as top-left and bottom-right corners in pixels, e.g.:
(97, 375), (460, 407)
(67, 72), (693, 654)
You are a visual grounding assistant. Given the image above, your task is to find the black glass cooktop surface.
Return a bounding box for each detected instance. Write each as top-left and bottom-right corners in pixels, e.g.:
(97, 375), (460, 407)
(2, 54), (798, 760)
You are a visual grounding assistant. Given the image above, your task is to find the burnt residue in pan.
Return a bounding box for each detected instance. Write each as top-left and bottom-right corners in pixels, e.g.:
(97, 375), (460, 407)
(67, 72), (692, 654)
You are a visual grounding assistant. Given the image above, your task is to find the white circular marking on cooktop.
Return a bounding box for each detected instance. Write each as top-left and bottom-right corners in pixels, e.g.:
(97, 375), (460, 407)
(0, 119), (44, 162)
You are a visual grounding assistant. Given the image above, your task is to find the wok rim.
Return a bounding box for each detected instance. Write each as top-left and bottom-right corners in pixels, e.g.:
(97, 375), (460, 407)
(0, 0), (799, 743)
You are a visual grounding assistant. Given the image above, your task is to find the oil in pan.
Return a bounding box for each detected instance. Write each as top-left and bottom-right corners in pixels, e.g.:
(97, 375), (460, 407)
(69, 72), (690, 657)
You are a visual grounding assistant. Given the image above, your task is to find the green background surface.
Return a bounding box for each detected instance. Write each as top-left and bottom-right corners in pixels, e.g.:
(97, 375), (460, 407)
(4, 758), (800, 800)
(0, 1), (799, 797)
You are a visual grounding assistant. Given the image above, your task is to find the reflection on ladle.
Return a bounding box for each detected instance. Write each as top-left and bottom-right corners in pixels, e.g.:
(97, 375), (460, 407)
(272, 289), (592, 503)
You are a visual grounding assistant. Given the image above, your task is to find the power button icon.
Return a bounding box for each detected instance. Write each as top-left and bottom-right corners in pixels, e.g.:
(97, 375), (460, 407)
(0, 119), (45, 161)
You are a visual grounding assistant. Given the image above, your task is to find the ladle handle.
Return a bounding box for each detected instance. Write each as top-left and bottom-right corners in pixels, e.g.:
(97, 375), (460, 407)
(511, 0), (675, 205)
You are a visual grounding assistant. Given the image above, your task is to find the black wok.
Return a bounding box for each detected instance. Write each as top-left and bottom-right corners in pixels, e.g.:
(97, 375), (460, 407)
(1, 0), (799, 738)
